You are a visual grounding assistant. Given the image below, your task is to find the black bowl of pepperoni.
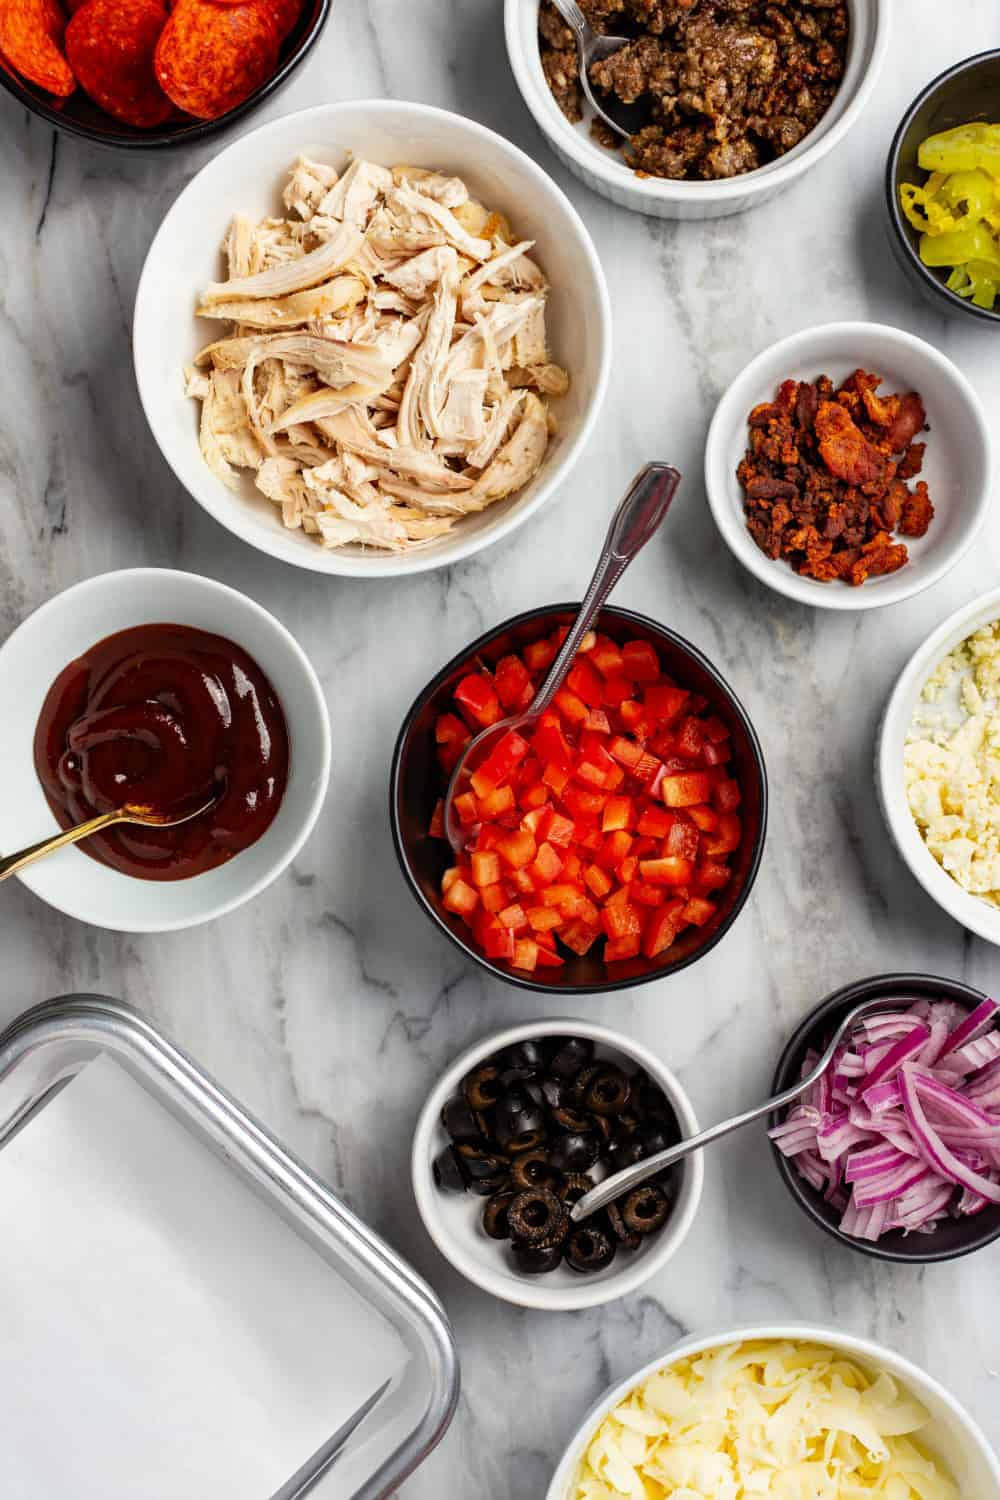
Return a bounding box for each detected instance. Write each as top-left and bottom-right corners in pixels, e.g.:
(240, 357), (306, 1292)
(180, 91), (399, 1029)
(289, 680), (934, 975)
(390, 604), (768, 994)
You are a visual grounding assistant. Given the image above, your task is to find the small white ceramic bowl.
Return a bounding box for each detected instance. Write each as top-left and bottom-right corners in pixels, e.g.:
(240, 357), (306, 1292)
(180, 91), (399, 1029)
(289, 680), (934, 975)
(505, 0), (888, 220)
(0, 569), (331, 932)
(705, 321), (993, 612)
(134, 100), (611, 578)
(878, 586), (1000, 947)
(545, 1322), (1000, 1499)
(412, 1018), (703, 1312)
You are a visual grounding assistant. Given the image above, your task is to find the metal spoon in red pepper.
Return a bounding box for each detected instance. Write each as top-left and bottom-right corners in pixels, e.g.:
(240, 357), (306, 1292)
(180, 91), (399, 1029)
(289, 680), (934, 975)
(444, 463), (681, 854)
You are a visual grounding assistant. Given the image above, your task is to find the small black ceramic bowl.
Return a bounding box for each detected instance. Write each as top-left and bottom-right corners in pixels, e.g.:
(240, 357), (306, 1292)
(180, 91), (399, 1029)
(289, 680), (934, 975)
(886, 50), (1000, 325)
(770, 972), (1000, 1263)
(0, 0), (330, 151)
(390, 604), (767, 995)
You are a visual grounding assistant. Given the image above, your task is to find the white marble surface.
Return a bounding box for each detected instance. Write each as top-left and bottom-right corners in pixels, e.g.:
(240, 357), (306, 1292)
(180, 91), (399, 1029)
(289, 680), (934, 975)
(3, 2), (1000, 1493)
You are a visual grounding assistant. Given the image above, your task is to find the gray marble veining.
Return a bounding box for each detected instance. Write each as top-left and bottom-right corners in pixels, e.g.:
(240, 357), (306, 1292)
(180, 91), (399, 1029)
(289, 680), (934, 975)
(2, 2), (1000, 1493)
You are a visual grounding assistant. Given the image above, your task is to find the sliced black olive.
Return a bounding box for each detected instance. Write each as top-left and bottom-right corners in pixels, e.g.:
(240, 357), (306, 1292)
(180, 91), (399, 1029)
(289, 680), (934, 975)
(548, 1036), (594, 1080)
(455, 1142), (508, 1182)
(468, 1171), (511, 1197)
(551, 1105), (592, 1133)
(616, 1112), (640, 1136)
(583, 1065), (631, 1116)
(540, 1075), (572, 1110)
(549, 1130), (600, 1175)
(606, 1137), (644, 1174)
(622, 1184), (671, 1235)
(501, 1039), (548, 1080)
(493, 1088), (547, 1154)
(441, 1096), (482, 1142)
(565, 1224), (616, 1273)
(632, 1070), (671, 1119)
(590, 1114), (614, 1145)
(463, 1064), (503, 1111)
(559, 1173), (595, 1208)
(432, 1144), (469, 1193)
(511, 1150), (563, 1192)
(482, 1190), (516, 1240)
(512, 1243), (562, 1275)
(635, 1117), (680, 1160)
(508, 1188), (568, 1247)
(606, 1201), (642, 1251)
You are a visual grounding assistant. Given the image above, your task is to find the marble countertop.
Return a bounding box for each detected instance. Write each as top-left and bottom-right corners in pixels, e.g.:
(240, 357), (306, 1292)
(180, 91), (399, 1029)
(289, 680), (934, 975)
(3, 1), (1000, 1492)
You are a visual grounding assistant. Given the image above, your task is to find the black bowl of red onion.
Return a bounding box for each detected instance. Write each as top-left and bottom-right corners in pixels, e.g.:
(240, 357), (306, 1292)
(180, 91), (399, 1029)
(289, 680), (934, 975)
(769, 973), (1000, 1263)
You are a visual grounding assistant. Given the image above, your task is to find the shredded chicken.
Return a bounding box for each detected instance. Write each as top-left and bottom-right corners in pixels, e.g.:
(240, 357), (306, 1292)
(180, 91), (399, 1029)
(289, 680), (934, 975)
(186, 155), (570, 552)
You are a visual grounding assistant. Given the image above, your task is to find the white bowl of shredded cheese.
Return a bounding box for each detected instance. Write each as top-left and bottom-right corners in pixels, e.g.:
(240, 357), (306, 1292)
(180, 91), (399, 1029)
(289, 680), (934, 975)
(547, 1327), (999, 1500)
(879, 587), (1000, 946)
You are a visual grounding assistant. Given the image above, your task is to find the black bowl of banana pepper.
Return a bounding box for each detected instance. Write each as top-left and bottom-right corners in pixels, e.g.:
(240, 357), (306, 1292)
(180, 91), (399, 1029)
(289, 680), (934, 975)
(412, 1021), (704, 1310)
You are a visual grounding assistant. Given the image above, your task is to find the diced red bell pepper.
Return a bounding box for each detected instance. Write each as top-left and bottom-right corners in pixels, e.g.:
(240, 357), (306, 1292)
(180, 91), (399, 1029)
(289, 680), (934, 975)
(470, 729), (530, 796)
(602, 672), (634, 707)
(562, 785), (606, 823)
(694, 859), (731, 893)
(566, 659), (604, 708)
(523, 637), (557, 673)
(498, 902), (528, 931)
(428, 799), (445, 839)
(443, 877), (479, 915)
(713, 777), (742, 813)
(661, 771), (713, 808)
(509, 868), (536, 895)
(526, 905), (561, 933)
(480, 882), (509, 913)
(453, 791), (479, 826)
(618, 699), (649, 736)
(542, 760), (571, 796)
(602, 895), (641, 940)
(602, 795), (635, 833)
(702, 811), (741, 855)
(702, 715), (730, 743)
(470, 850), (501, 887)
(584, 708), (611, 734)
(605, 934), (641, 962)
(519, 781), (550, 811)
(688, 804), (719, 832)
(644, 683), (689, 723)
(454, 672), (501, 728)
(513, 938), (539, 971)
(590, 637), (624, 676)
(435, 712), (470, 748)
(629, 880), (665, 907)
(703, 739), (732, 767)
(674, 715), (706, 760)
(476, 784), (516, 819)
(622, 640), (660, 681)
(527, 841), (563, 887)
(639, 856), (694, 888)
(637, 805), (673, 839)
(560, 920), (601, 956)
(554, 687), (589, 725)
(540, 882), (586, 912)
(546, 812), (576, 847)
(496, 829), (537, 869)
(533, 943), (565, 968)
(664, 820), (699, 861)
(583, 864), (614, 899)
(531, 713), (573, 771)
(617, 854), (638, 885)
(596, 830), (633, 871)
(642, 906), (679, 958)
(608, 735), (645, 772)
(681, 896), (716, 927)
(561, 849), (583, 881)
(494, 654), (534, 710)
(520, 806), (552, 839)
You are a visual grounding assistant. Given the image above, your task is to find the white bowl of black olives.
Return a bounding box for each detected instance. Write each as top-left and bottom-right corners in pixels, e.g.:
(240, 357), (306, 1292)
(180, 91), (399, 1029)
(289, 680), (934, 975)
(412, 1020), (703, 1310)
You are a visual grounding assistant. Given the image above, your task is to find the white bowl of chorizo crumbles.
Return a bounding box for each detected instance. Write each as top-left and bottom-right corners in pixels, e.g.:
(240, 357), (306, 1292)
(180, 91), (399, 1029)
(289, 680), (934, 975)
(505, 0), (889, 220)
(704, 321), (993, 611)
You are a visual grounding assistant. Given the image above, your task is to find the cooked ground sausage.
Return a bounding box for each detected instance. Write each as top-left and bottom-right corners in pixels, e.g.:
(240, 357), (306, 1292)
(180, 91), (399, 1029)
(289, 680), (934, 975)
(538, 0), (848, 182)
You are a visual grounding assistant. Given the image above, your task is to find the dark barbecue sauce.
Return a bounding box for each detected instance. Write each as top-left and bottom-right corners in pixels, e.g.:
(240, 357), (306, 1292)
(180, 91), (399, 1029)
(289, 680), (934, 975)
(33, 623), (289, 881)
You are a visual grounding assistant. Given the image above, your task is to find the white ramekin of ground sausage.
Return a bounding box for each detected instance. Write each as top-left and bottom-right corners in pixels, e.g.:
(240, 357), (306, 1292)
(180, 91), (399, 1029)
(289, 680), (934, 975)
(505, 0), (889, 220)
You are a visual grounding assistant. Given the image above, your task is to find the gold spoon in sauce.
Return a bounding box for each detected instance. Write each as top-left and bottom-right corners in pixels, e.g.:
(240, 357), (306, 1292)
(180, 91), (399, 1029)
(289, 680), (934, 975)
(0, 797), (216, 883)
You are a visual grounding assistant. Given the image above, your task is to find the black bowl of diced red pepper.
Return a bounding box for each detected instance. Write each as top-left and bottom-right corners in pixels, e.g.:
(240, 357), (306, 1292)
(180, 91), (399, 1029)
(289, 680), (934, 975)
(390, 605), (768, 994)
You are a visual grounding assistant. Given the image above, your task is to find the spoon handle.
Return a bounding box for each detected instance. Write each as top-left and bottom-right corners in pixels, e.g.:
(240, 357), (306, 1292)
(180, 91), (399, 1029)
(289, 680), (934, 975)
(546, 0), (592, 45)
(531, 463), (681, 718)
(0, 809), (124, 883)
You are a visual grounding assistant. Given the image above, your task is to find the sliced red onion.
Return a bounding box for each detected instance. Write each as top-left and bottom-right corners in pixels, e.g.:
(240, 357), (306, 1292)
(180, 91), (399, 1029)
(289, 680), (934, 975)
(769, 995), (1000, 1242)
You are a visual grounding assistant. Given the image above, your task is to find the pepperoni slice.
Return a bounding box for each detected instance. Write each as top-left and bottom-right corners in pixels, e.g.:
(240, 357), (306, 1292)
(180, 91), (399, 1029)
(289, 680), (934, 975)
(206, 0), (300, 38)
(154, 0), (278, 119)
(65, 0), (173, 126)
(0, 0), (75, 97)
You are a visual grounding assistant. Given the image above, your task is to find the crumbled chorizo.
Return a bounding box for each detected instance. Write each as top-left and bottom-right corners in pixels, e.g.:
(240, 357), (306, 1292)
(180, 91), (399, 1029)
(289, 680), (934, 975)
(737, 367), (933, 586)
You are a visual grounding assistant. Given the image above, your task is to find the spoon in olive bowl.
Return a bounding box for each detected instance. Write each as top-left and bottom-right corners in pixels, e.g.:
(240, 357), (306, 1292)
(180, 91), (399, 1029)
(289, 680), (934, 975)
(0, 797), (217, 883)
(444, 462), (681, 854)
(547, 0), (638, 141)
(569, 995), (905, 1223)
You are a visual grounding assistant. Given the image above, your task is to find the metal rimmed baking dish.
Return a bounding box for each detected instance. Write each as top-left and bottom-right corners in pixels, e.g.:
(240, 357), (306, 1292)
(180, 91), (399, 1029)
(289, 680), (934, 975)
(0, 995), (459, 1500)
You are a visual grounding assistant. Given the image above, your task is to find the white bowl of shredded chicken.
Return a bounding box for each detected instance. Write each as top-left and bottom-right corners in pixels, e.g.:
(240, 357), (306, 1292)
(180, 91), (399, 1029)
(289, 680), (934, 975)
(133, 100), (611, 575)
(546, 1327), (999, 1500)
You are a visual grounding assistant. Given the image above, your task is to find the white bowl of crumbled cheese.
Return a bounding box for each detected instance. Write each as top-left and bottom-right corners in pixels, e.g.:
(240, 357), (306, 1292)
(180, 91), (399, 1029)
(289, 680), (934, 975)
(879, 587), (1000, 945)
